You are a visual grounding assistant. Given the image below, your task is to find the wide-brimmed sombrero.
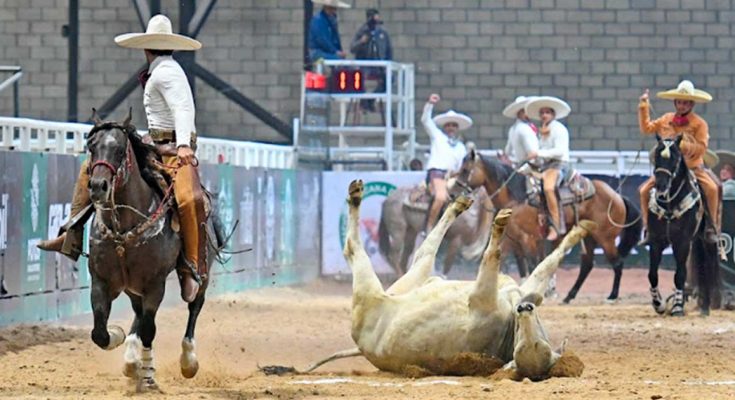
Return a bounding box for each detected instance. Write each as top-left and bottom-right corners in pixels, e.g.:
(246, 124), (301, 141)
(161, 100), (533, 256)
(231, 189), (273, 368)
(502, 96), (535, 119)
(115, 15), (202, 51)
(714, 150), (735, 174)
(433, 110), (473, 131)
(656, 80), (712, 103)
(525, 96), (571, 121)
(312, 0), (351, 8)
(648, 147), (719, 169)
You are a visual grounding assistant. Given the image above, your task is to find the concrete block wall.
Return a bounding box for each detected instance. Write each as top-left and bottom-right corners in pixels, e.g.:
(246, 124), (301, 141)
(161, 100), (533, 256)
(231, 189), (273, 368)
(1, 0), (734, 150)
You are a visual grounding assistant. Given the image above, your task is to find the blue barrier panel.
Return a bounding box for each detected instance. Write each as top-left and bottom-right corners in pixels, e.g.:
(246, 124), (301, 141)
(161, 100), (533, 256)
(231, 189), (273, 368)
(2, 151), (25, 296)
(295, 170), (321, 281)
(231, 166), (258, 275)
(0, 150), (324, 326)
(45, 154), (77, 291)
(0, 152), (7, 296)
(720, 199), (735, 299)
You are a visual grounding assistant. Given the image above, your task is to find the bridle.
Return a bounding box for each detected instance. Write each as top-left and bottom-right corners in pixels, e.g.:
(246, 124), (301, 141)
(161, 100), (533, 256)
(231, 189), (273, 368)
(87, 123), (135, 193)
(654, 140), (687, 204)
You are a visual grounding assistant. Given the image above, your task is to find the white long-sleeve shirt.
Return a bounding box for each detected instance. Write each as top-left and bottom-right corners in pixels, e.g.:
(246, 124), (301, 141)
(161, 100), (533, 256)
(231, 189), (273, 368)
(421, 103), (467, 171)
(144, 56), (197, 148)
(537, 120), (570, 162)
(504, 119), (539, 163)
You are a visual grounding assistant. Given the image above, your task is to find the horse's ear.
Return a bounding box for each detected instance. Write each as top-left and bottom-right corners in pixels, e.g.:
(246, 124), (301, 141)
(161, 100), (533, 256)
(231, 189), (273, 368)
(90, 108), (102, 125)
(122, 107), (133, 126)
(675, 135), (683, 146)
(655, 133), (662, 142)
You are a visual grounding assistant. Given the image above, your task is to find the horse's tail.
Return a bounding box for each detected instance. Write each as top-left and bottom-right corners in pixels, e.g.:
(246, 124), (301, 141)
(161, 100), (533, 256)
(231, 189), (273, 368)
(690, 234), (721, 310)
(617, 196), (643, 258)
(378, 205), (392, 259)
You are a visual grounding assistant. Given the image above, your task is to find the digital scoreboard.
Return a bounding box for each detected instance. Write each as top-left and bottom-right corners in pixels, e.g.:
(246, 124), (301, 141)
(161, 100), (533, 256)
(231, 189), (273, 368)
(330, 68), (365, 94)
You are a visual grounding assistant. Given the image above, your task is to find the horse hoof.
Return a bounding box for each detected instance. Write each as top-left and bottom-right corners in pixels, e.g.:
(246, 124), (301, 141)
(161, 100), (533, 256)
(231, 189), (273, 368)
(180, 338), (199, 379)
(605, 297), (618, 305)
(670, 308), (685, 317)
(136, 377), (161, 393)
(562, 297), (572, 305)
(106, 325), (126, 350)
(699, 308), (710, 317)
(180, 360), (199, 379)
(123, 361), (140, 378)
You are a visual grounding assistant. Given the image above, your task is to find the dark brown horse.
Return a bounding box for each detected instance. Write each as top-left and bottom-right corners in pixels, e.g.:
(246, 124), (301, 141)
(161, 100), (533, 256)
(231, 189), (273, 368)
(85, 112), (220, 391)
(452, 149), (642, 303)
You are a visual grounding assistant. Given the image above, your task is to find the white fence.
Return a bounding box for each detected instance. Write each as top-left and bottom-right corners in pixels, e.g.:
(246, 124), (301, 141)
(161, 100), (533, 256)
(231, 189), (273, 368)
(412, 143), (651, 177)
(0, 117), (294, 169)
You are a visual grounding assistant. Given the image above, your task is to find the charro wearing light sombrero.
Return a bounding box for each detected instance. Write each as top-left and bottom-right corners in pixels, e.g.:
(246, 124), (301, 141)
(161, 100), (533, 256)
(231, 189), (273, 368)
(501, 96), (539, 166)
(525, 96), (572, 241)
(38, 15), (206, 303)
(421, 93), (471, 235)
(638, 80), (721, 245)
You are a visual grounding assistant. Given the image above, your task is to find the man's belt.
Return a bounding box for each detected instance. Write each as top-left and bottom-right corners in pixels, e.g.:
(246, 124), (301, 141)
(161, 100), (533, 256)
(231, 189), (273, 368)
(148, 128), (198, 148)
(149, 128), (175, 142)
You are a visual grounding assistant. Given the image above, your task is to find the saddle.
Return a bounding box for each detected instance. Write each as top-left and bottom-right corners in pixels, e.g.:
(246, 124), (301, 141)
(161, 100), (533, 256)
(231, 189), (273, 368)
(525, 166), (596, 209)
(403, 182), (432, 211)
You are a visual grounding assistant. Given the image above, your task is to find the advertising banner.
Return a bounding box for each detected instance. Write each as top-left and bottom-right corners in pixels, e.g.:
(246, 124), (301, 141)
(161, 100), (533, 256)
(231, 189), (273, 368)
(321, 171), (424, 275)
(720, 199), (735, 297)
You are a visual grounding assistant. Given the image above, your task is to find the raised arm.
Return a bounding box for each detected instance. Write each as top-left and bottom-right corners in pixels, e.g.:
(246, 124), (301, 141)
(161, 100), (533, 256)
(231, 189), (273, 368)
(421, 94), (443, 141)
(638, 89), (665, 135)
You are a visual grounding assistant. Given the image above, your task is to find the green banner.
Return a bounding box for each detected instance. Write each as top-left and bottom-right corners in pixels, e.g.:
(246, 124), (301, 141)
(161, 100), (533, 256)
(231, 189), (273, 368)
(20, 153), (48, 294)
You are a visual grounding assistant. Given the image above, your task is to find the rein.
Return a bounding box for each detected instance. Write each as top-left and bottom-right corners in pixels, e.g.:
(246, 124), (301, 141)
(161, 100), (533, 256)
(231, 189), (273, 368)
(89, 128), (180, 258)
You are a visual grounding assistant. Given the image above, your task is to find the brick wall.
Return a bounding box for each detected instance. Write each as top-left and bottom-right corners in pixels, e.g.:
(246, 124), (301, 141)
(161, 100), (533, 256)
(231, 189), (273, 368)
(1, 0), (734, 149)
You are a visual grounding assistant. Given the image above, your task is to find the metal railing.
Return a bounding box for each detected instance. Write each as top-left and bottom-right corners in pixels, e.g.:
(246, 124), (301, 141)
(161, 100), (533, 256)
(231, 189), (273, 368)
(0, 117), (294, 169)
(0, 66), (22, 118)
(411, 143), (650, 177)
(299, 60), (416, 171)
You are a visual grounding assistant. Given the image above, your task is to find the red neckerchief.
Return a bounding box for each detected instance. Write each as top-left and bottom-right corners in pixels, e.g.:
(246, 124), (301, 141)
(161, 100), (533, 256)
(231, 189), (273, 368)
(672, 112), (690, 127)
(527, 121), (539, 134)
(138, 68), (151, 89)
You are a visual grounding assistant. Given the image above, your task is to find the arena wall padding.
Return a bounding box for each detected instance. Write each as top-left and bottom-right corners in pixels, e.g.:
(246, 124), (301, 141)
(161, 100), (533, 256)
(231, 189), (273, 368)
(0, 151), (321, 327)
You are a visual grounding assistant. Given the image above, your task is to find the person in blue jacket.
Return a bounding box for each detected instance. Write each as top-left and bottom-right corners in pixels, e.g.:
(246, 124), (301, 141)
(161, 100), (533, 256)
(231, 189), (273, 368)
(309, 0), (351, 62)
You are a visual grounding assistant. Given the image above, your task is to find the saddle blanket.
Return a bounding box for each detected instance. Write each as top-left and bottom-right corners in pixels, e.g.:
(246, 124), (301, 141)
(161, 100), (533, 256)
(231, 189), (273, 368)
(527, 170), (596, 209)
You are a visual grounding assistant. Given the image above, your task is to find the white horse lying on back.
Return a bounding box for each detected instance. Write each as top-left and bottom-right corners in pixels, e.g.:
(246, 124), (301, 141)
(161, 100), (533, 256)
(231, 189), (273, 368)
(304, 180), (593, 380)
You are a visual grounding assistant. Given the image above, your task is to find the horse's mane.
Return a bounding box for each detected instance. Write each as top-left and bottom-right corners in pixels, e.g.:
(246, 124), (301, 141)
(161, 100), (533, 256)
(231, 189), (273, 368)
(477, 153), (527, 202)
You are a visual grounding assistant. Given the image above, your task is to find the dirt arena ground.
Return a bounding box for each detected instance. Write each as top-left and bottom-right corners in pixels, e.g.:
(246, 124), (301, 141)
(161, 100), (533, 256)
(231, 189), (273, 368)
(1, 267), (734, 399)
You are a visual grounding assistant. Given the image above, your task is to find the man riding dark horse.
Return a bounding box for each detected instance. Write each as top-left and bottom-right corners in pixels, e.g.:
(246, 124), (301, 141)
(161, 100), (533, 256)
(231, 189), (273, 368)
(38, 14), (207, 303)
(524, 96), (572, 241)
(637, 80), (721, 247)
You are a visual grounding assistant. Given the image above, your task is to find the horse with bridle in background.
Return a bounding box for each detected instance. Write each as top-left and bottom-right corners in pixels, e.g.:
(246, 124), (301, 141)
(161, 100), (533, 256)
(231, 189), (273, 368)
(451, 149), (642, 304)
(84, 110), (223, 391)
(646, 135), (719, 316)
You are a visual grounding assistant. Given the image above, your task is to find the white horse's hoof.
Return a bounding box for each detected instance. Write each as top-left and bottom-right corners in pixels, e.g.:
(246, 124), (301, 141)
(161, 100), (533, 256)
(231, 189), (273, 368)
(180, 338), (199, 379)
(136, 376), (161, 393)
(123, 334), (142, 378)
(105, 325), (126, 350)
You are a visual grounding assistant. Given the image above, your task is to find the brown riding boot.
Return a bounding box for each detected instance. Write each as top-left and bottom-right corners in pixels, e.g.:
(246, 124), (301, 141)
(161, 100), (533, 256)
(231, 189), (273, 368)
(37, 161), (91, 258)
(178, 267), (200, 303)
(165, 156), (208, 303)
(37, 232), (67, 252)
